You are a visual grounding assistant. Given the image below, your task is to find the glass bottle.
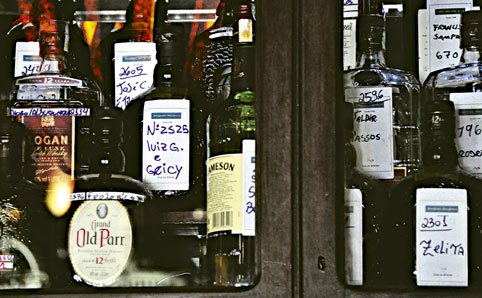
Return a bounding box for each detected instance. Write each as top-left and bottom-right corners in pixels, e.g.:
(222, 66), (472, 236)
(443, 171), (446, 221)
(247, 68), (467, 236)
(344, 14), (421, 182)
(9, 19), (102, 185)
(424, 10), (482, 177)
(386, 100), (481, 287)
(0, 101), (50, 289)
(62, 107), (152, 287)
(206, 1), (256, 286)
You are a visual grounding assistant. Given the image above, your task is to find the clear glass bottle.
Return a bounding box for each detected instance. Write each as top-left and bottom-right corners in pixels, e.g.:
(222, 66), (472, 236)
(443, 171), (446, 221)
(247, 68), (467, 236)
(9, 19), (102, 185)
(344, 14), (421, 182)
(206, 1), (256, 286)
(61, 107), (152, 287)
(0, 101), (50, 289)
(386, 100), (481, 288)
(424, 10), (482, 177)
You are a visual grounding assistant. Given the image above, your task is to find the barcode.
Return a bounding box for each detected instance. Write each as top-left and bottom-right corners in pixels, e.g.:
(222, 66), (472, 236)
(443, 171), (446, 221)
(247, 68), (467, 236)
(212, 211), (233, 229)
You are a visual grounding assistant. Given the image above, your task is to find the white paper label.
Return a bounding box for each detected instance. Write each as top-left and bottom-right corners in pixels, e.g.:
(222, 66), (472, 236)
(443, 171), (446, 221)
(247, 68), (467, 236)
(14, 42), (41, 77)
(238, 19), (253, 43)
(10, 107), (90, 117)
(0, 255), (14, 271)
(418, 1), (474, 83)
(343, 19), (357, 71)
(69, 200), (132, 286)
(70, 192), (145, 202)
(345, 87), (394, 179)
(142, 100), (190, 191)
(114, 42), (157, 110)
(416, 188), (468, 287)
(450, 93), (482, 176)
(242, 139), (256, 236)
(344, 188), (363, 286)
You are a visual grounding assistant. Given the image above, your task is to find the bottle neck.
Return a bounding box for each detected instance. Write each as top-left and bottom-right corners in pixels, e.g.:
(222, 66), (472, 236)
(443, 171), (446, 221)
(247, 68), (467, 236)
(356, 48), (387, 68)
(461, 45), (482, 63)
(422, 134), (458, 169)
(39, 53), (66, 73)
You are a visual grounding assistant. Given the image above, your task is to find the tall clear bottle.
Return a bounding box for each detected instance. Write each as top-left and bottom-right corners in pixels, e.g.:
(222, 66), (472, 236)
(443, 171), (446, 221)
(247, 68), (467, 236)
(387, 100), (482, 287)
(10, 19), (102, 185)
(206, 1), (256, 286)
(344, 14), (421, 183)
(424, 10), (482, 177)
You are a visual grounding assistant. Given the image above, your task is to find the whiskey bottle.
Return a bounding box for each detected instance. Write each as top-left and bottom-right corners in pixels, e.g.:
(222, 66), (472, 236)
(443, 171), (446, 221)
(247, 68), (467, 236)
(344, 14), (421, 182)
(386, 100), (479, 287)
(206, 1), (256, 286)
(65, 107), (152, 287)
(0, 101), (50, 289)
(10, 19), (102, 184)
(96, 0), (159, 110)
(342, 103), (383, 287)
(424, 10), (482, 177)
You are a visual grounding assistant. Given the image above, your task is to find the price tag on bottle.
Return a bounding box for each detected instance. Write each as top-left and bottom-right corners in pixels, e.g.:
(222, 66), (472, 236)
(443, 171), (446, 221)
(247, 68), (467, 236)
(345, 87), (394, 179)
(450, 93), (482, 176)
(416, 188), (468, 287)
(418, 0), (474, 83)
(242, 140), (255, 236)
(142, 100), (190, 191)
(114, 42), (157, 110)
(14, 42), (41, 77)
(344, 188), (363, 286)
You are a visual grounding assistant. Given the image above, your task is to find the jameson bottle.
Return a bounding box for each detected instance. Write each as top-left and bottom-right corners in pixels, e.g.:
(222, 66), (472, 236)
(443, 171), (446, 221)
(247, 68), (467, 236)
(10, 19), (102, 185)
(344, 14), (421, 183)
(206, 1), (256, 286)
(0, 102), (50, 289)
(342, 103), (383, 287)
(386, 100), (482, 287)
(64, 107), (152, 287)
(97, 0), (159, 110)
(186, 0), (236, 106)
(424, 11), (482, 177)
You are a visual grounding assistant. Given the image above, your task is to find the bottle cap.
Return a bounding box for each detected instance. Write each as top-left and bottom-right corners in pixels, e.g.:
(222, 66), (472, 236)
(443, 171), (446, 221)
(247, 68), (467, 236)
(462, 10), (482, 48)
(357, 14), (384, 50)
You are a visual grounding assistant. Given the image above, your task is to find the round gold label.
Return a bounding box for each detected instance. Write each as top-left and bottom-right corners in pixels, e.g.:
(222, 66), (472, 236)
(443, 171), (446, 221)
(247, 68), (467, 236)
(68, 200), (132, 286)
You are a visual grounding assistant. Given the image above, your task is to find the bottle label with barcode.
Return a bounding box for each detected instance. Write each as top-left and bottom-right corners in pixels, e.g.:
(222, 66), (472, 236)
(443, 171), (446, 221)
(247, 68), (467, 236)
(207, 140), (256, 236)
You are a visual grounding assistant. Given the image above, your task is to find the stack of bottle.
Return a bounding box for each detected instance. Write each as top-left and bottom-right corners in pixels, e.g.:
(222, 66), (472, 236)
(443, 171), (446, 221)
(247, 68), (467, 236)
(0, 0), (258, 290)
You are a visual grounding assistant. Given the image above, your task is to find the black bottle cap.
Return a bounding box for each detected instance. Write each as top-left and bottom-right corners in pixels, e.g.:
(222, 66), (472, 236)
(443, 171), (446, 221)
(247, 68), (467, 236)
(462, 10), (482, 48)
(357, 14), (384, 50)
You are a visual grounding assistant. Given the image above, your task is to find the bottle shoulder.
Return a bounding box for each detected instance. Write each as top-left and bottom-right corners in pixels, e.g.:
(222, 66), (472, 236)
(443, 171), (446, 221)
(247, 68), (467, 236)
(424, 62), (482, 89)
(344, 67), (421, 90)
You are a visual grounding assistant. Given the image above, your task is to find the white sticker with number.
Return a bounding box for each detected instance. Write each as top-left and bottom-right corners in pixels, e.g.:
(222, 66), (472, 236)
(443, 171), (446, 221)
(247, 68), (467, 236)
(344, 188), (363, 286)
(450, 93), (482, 176)
(142, 100), (190, 191)
(345, 87), (394, 179)
(242, 139), (256, 236)
(416, 188), (468, 287)
(14, 42), (41, 77)
(114, 42), (157, 110)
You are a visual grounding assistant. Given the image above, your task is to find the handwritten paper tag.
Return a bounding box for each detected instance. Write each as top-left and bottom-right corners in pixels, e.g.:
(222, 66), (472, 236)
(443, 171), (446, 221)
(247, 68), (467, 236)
(343, 0), (358, 71)
(416, 188), (468, 287)
(14, 42), (41, 77)
(142, 100), (190, 191)
(344, 188), (363, 286)
(345, 87), (394, 179)
(242, 139), (256, 236)
(114, 42), (157, 110)
(450, 93), (482, 176)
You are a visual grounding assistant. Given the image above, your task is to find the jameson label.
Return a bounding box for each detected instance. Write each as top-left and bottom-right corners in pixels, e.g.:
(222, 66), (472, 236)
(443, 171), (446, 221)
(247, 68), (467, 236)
(14, 42), (41, 77)
(416, 188), (468, 287)
(142, 100), (190, 191)
(207, 140), (256, 236)
(345, 87), (394, 179)
(418, 0), (474, 83)
(69, 200), (132, 286)
(114, 42), (157, 110)
(344, 188), (363, 286)
(21, 116), (74, 183)
(450, 93), (482, 176)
